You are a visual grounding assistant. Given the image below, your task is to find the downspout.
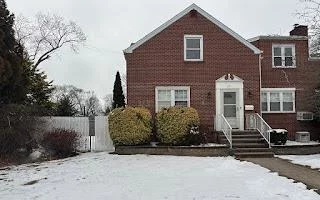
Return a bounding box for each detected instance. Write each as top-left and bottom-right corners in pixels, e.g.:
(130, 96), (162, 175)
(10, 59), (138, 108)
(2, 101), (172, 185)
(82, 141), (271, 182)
(259, 52), (263, 116)
(259, 52), (271, 148)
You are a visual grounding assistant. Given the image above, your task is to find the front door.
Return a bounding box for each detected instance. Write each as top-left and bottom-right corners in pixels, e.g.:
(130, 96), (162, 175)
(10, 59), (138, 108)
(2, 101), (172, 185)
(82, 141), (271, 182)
(223, 91), (239, 129)
(215, 74), (244, 131)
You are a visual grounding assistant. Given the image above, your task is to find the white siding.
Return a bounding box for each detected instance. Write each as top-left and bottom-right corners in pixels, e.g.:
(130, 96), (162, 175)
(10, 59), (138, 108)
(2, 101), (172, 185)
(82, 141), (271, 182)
(42, 116), (114, 152)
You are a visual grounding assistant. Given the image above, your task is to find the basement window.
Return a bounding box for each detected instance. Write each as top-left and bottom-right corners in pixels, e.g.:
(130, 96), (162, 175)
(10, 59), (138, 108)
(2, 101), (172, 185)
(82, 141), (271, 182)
(184, 35), (203, 61)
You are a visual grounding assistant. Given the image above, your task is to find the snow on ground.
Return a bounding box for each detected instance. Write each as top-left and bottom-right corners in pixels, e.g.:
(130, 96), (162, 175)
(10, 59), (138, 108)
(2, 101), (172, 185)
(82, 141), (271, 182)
(282, 140), (319, 146)
(191, 143), (227, 147)
(272, 140), (320, 147)
(1, 153), (320, 200)
(278, 154), (320, 170)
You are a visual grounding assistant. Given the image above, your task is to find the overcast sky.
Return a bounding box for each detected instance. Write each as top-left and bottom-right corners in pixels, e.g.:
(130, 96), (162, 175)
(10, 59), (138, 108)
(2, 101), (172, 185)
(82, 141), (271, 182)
(7, 0), (305, 99)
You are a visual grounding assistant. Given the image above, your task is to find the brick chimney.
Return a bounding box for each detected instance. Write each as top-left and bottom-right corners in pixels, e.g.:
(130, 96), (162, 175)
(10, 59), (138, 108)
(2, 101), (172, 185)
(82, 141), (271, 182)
(290, 24), (308, 36)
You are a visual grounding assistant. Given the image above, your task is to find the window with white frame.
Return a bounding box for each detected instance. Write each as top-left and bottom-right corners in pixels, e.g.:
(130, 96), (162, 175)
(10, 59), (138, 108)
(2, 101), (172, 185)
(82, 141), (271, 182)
(261, 88), (295, 113)
(272, 44), (296, 68)
(156, 87), (190, 112)
(184, 35), (203, 61)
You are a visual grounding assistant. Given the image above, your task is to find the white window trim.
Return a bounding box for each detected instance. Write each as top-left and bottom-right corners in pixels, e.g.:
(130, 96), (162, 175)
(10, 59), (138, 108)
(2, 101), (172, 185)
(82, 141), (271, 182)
(155, 86), (191, 112)
(272, 44), (296, 68)
(261, 88), (296, 114)
(261, 88), (296, 91)
(184, 35), (203, 61)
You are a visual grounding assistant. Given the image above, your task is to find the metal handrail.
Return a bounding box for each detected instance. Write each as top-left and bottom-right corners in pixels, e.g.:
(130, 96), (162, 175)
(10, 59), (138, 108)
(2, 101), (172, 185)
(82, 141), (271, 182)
(254, 113), (272, 148)
(220, 114), (232, 148)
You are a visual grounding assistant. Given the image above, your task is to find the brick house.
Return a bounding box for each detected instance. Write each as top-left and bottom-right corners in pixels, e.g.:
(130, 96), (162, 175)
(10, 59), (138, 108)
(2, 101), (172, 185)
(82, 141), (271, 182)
(124, 4), (320, 141)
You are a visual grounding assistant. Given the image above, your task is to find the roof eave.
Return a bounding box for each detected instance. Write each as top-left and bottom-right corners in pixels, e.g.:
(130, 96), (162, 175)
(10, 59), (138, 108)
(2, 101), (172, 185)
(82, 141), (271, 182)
(248, 36), (309, 43)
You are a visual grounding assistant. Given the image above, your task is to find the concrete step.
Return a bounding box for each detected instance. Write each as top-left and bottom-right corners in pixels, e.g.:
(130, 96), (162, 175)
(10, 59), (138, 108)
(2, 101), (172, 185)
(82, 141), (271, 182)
(221, 138), (265, 145)
(231, 132), (260, 136)
(234, 152), (274, 158)
(218, 132), (261, 138)
(232, 134), (263, 139)
(232, 143), (269, 148)
(233, 148), (272, 153)
(232, 138), (265, 143)
(216, 131), (260, 135)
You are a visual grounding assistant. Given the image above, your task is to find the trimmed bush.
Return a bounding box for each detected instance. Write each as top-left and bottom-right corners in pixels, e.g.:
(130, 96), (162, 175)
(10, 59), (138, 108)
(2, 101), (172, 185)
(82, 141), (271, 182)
(109, 107), (152, 146)
(41, 129), (79, 158)
(156, 107), (200, 145)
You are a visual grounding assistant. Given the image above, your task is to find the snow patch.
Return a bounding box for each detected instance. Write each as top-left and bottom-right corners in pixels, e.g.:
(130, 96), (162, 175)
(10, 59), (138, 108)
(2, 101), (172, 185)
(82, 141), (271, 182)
(191, 143), (227, 147)
(29, 151), (42, 161)
(273, 140), (319, 146)
(277, 154), (320, 170)
(0, 153), (319, 200)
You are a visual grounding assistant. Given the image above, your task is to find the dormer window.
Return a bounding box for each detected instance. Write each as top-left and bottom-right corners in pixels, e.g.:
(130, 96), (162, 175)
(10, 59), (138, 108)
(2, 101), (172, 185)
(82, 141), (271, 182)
(184, 35), (203, 61)
(272, 44), (296, 68)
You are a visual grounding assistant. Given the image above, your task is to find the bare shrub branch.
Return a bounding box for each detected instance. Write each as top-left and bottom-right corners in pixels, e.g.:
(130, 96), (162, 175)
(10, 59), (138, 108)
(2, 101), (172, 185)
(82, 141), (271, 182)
(297, 0), (320, 56)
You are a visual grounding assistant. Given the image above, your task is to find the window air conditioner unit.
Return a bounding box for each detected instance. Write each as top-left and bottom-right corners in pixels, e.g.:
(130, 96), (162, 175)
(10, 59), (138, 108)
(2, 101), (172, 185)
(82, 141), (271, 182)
(295, 131), (310, 143)
(296, 112), (314, 121)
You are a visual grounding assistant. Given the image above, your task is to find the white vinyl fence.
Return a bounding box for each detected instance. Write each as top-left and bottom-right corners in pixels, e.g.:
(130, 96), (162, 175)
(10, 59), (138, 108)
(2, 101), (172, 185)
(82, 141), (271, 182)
(42, 116), (114, 152)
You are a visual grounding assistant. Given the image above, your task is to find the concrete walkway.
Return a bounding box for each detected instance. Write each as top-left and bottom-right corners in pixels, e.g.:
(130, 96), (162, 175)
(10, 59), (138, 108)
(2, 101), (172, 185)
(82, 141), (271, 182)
(242, 157), (320, 193)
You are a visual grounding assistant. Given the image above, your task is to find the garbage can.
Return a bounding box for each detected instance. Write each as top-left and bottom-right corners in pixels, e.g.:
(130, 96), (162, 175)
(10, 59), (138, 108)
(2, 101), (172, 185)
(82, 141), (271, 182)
(269, 129), (288, 145)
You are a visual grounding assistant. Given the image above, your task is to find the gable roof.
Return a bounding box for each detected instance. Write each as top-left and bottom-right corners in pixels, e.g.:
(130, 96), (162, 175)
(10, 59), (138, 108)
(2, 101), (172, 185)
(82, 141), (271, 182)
(124, 3), (261, 54)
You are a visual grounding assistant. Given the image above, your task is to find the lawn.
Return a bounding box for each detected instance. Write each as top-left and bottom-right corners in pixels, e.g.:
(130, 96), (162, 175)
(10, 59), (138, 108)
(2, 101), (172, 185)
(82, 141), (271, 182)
(0, 153), (319, 200)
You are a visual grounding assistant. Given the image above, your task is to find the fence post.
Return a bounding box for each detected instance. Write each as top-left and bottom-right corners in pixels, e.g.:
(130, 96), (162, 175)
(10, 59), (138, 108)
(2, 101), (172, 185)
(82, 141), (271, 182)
(89, 116), (95, 151)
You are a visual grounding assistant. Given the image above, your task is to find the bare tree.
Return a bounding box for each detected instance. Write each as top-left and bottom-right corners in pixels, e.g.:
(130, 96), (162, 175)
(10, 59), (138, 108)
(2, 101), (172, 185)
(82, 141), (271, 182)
(103, 94), (113, 114)
(297, 0), (320, 56)
(14, 14), (33, 49)
(52, 85), (86, 115)
(68, 87), (87, 114)
(14, 13), (86, 68)
(51, 85), (102, 116)
(85, 92), (102, 116)
(121, 73), (127, 102)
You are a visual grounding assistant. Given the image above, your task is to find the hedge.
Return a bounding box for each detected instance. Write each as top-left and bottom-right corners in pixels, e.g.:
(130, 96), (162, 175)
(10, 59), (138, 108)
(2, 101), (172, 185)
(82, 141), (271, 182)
(156, 107), (200, 145)
(109, 107), (152, 146)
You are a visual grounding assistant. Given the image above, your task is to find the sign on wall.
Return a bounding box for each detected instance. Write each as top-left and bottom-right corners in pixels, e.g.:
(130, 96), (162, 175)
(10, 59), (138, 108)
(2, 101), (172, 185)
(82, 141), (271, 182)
(245, 105), (254, 111)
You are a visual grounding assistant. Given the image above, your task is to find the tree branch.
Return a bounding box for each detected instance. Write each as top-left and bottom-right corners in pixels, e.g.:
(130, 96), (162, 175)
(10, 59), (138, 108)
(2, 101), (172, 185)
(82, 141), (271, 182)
(14, 12), (86, 68)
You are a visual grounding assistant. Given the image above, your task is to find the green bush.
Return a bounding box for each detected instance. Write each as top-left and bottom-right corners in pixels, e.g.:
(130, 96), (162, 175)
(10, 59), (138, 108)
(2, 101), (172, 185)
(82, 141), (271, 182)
(156, 107), (200, 145)
(109, 107), (152, 146)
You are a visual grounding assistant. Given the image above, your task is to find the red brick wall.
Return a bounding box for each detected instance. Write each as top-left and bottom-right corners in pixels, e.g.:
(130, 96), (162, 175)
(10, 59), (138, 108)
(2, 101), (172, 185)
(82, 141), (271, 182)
(252, 39), (320, 140)
(125, 11), (260, 132)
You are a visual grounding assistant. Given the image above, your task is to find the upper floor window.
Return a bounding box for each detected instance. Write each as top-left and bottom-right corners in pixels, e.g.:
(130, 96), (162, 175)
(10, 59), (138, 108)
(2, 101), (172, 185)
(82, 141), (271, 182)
(155, 86), (190, 112)
(261, 88), (295, 113)
(184, 35), (203, 61)
(272, 44), (296, 68)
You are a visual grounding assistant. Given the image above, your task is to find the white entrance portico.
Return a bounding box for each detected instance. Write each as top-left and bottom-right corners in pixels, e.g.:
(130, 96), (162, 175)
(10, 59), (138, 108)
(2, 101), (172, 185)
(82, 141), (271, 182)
(215, 74), (244, 131)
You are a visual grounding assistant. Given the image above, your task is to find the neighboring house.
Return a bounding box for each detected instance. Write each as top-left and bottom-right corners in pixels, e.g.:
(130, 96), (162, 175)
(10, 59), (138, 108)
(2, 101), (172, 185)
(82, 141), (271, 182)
(249, 27), (320, 139)
(124, 4), (320, 140)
